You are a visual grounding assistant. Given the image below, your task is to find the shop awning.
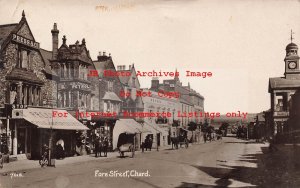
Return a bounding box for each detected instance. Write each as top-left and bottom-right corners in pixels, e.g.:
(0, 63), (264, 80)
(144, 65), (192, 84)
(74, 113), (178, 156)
(102, 91), (122, 102)
(23, 108), (89, 130)
(143, 122), (169, 135)
(112, 118), (148, 149)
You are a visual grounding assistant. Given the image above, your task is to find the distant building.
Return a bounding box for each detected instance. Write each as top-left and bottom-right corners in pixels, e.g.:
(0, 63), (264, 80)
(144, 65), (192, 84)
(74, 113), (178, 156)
(91, 52), (123, 150)
(150, 70), (205, 127)
(117, 64), (144, 122)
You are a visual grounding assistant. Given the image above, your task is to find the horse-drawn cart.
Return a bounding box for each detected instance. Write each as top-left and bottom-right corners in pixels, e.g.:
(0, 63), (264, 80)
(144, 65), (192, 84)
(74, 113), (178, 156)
(170, 127), (189, 149)
(117, 132), (136, 158)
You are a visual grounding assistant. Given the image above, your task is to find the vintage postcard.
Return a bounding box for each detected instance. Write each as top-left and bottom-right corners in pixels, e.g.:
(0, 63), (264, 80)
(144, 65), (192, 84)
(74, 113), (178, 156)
(0, 0), (300, 187)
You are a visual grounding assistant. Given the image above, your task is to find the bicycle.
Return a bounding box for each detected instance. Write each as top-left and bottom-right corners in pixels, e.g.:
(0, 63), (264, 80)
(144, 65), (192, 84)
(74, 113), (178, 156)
(39, 145), (49, 167)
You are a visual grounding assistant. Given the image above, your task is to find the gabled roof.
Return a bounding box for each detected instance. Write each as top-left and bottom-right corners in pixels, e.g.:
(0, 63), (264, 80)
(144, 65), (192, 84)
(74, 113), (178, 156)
(102, 91), (122, 102)
(0, 23), (18, 46)
(118, 70), (131, 85)
(57, 40), (93, 65)
(93, 57), (115, 78)
(269, 77), (300, 91)
(40, 48), (58, 77)
(0, 12), (38, 51)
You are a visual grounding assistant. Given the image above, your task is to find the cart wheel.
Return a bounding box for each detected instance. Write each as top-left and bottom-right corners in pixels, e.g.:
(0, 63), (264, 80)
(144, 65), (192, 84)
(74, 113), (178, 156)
(39, 158), (48, 167)
(132, 150), (135, 158)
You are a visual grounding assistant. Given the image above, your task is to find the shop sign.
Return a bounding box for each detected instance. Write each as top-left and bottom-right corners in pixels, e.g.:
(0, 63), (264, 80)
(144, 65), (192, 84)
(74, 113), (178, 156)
(11, 34), (40, 49)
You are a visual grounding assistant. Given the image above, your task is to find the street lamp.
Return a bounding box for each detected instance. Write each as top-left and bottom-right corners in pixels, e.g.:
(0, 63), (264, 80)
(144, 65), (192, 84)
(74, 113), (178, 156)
(48, 109), (54, 166)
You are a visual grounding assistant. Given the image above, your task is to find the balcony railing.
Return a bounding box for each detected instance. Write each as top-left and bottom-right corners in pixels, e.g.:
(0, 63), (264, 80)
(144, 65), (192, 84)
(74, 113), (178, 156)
(273, 111), (289, 117)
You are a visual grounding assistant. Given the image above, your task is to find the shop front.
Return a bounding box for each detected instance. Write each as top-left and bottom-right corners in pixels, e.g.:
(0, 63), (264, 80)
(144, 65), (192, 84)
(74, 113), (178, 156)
(4, 107), (88, 160)
(87, 118), (117, 152)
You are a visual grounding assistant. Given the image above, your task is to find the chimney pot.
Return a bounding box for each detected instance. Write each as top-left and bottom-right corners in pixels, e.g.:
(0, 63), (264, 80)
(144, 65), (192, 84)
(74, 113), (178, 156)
(103, 51), (106, 56)
(51, 23), (59, 59)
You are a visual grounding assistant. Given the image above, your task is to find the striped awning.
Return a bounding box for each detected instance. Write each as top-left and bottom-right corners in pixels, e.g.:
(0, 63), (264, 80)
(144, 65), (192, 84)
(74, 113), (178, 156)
(22, 108), (89, 130)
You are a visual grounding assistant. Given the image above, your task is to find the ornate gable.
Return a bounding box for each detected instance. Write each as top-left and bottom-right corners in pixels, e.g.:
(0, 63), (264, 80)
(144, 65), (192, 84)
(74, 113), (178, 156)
(17, 22), (34, 40)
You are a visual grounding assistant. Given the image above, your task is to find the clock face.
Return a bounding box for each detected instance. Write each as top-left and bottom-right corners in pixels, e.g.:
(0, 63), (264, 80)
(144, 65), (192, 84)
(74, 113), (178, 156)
(289, 62), (297, 69)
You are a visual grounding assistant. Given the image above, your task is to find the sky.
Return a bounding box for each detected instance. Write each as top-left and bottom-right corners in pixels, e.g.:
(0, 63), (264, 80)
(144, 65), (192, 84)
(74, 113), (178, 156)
(0, 0), (300, 114)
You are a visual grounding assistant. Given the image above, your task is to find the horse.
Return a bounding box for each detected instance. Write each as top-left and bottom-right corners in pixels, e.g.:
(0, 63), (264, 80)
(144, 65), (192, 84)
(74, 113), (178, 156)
(170, 137), (179, 149)
(144, 137), (153, 151)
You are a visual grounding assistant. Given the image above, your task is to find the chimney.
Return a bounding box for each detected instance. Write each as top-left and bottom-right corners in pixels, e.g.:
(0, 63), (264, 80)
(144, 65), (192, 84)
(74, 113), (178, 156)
(151, 78), (159, 89)
(51, 23), (59, 59)
(103, 51), (106, 56)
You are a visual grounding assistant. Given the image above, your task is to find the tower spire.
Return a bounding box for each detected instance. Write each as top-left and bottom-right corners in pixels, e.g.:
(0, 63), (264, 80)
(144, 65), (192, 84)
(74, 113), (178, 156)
(174, 68), (178, 80)
(290, 29), (295, 43)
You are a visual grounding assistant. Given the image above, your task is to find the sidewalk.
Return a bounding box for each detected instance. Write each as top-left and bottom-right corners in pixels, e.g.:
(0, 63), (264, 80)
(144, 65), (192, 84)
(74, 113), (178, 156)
(0, 142), (203, 174)
(0, 144), (174, 174)
(0, 151), (132, 174)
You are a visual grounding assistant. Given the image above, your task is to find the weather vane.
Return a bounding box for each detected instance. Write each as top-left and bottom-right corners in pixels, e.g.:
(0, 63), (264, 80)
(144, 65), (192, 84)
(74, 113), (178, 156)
(290, 29), (295, 43)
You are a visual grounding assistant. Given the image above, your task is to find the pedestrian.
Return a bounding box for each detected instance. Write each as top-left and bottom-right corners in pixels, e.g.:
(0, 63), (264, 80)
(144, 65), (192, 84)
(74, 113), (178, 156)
(149, 137), (153, 151)
(141, 141), (145, 153)
(56, 138), (65, 159)
(269, 136), (278, 152)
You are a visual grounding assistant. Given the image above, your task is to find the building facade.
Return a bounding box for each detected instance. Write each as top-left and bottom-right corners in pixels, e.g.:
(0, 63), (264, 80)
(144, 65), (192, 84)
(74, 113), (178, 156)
(0, 13), (89, 160)
(268, 39), (300, 139)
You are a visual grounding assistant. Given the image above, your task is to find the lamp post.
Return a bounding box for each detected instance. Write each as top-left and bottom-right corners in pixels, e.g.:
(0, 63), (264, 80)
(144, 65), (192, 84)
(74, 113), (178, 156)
(156, 126), (159, 152)
(48, 109), (53, 166)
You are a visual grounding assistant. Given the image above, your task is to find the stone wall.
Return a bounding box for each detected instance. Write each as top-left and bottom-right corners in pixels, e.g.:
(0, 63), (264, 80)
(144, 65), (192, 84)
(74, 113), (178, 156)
(0, 41), (57, 107)
(0, 43), (18, 106)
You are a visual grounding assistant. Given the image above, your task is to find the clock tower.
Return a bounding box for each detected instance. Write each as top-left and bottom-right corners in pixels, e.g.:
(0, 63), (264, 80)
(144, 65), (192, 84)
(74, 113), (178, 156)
(284, 32), (300, 79)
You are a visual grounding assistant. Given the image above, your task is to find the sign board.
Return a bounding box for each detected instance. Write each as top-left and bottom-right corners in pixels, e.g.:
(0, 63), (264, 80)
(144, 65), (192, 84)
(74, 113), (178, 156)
(11, 34), (40, 49)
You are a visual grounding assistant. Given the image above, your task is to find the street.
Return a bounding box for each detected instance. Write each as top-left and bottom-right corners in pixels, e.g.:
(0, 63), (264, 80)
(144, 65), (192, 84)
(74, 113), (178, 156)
(1, 137), (299, 188)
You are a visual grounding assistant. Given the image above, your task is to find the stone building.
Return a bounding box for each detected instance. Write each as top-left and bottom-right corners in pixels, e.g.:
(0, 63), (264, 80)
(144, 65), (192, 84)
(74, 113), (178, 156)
(0, 12), (87, 160)
(117, 64), (144, 122)
(49, 25), (96, 114)
(268, 38), (300, 139)
(91, 52), (123, 151)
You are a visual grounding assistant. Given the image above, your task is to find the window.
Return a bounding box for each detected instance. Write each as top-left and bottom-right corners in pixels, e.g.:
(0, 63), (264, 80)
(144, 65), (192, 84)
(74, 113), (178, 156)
(104, 102), (108, 112)
(18, 50), (30, 69)
(61, 64), (64, 78)
(276, 98), (283, 111)
(108, 81), (113, 91)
